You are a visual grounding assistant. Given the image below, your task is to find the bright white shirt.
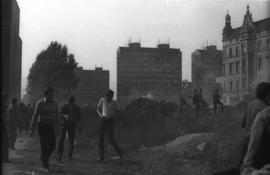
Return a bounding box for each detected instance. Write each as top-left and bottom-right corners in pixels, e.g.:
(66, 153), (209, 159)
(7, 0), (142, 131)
(97, 97), (119, 118)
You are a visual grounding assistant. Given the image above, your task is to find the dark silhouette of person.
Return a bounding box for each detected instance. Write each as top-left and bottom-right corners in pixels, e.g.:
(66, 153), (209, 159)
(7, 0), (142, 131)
(188, 89), (200, 117)
(213, 89), (224, 114)
(179, 94), (188, 113)
(29, 87), (58, 172)
(96, 89), (123, 161)
(239, 82), (270, 168)
(2, 93), (10, 162)
(7, 98), (21, 149)
(57, 96), (81, 162)
(241, 106), (270, 175)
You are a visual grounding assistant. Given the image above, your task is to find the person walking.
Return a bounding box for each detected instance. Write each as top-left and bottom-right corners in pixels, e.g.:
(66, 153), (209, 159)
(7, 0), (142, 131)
(29, 87), (58, 172)
(7, 98), (21, 150)
(213, 89), (224, 114)
(96, 89), (123, 161)
(57, 96), (82, 162)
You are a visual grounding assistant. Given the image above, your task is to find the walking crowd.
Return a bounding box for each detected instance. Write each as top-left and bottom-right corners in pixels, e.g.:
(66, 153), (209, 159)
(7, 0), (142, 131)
(1, 82), (270, 175)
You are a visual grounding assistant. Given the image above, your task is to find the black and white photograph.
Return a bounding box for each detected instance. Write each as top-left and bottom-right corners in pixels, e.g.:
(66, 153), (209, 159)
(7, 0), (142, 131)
(1, 0), (270, 174)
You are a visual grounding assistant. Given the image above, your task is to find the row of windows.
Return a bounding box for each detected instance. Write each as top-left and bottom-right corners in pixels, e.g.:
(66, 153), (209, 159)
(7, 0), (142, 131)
(223, 79), (240, 92)
(226, 38), (270, 58)
(257, 38), (270, 52)
(224, 61), (240, 75)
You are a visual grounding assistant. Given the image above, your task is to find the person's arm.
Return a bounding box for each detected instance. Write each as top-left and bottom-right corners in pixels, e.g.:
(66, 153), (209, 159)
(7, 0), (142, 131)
(97, 98), (103, 118)
(29, 102), (40, 134)
(76, 106), (82, 122)
(242, 105), (248, 128)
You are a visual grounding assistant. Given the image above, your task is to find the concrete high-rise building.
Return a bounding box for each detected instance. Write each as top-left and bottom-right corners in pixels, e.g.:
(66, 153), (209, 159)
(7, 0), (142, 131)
(117, 42), (182, 106)
(217, 6), (270, 105)
(1, 0), (22, 101)
(192, 45), (223, 104)
(72, 67), (109, 106)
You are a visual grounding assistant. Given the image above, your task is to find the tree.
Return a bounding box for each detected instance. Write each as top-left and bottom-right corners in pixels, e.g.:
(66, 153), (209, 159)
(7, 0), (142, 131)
(26, 41), (79, 104)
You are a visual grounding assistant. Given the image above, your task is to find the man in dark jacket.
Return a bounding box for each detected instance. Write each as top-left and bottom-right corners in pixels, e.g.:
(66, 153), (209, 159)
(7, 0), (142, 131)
(57, 96), (82, 161)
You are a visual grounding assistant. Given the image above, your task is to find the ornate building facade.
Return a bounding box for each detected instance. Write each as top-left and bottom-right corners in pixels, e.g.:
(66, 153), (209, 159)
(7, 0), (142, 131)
(217, 6), (270, 106)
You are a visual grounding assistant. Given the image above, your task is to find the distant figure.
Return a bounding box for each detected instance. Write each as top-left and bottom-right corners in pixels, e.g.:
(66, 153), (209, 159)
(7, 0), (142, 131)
(241, 106), (270, 175)
(30, 87), (58, 172)
(179, 94), (188, 113)
(188, 89), (200, 117)
(213, 89), (224, 114)
(239, 82), (270, 168)
(96, 89), (123, 161)
(2, 93), (10, 162)
(7, 98), (21, 149)
(57, 96), (82, 162)
(26, 104), (33, 133)
(19, 102), (28, 134)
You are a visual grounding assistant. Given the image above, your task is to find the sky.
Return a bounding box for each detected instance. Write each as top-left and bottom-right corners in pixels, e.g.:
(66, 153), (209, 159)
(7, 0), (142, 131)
(17, 0), (270, 97)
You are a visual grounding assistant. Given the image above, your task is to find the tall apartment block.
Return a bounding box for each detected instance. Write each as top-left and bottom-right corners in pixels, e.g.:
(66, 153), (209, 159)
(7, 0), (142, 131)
(192, 45), (223, 104)
(73, 67), (109, 106)
(1, 0), (22, 101)
(117, 42), (182, 106)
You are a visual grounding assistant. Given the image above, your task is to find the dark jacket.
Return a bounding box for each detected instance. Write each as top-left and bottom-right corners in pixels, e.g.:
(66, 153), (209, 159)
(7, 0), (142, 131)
(61, 103), (82, 123)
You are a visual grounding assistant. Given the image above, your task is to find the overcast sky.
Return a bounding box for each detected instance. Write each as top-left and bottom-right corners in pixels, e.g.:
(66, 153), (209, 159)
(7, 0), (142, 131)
(17, 0), (270, 96)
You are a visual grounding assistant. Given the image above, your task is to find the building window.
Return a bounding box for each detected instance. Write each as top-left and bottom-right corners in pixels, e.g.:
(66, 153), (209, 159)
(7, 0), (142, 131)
(242, 59), (246, 74)
(242, 78), (246, 89)
(235, 46), (239, 56)
(236, 61), (240, 74)
(229, 47), (232, 58)
(267, 38), (270, 49)
(230, 81), (233, 91)
(257, 40), (262, 52)
(241, 43), (246, 55)
(229, 63), (233, 75)
(258, 56), (262, 71)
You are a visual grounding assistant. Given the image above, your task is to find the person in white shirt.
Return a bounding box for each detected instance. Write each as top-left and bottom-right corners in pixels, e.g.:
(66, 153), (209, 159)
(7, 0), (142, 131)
(96, 89), (123, 161)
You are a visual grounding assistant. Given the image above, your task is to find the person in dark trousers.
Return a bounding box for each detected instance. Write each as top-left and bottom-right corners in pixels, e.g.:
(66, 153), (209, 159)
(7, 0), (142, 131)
(96, 89), (123, 161)
(2, 93), (10, 162)
(213, 89), (224, 114)
(7, 98), (21, 150)
(30, 87), (58, 172)
(57, 96), (82, 162)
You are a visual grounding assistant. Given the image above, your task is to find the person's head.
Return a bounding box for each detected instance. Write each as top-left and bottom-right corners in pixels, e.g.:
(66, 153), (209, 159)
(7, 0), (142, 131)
(68, 96), (75, 104)
(106, 89), (114, 101)
(44, 87), (54, 99)
(256, 82), (270, 104)
(11, 98), (17, 105)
